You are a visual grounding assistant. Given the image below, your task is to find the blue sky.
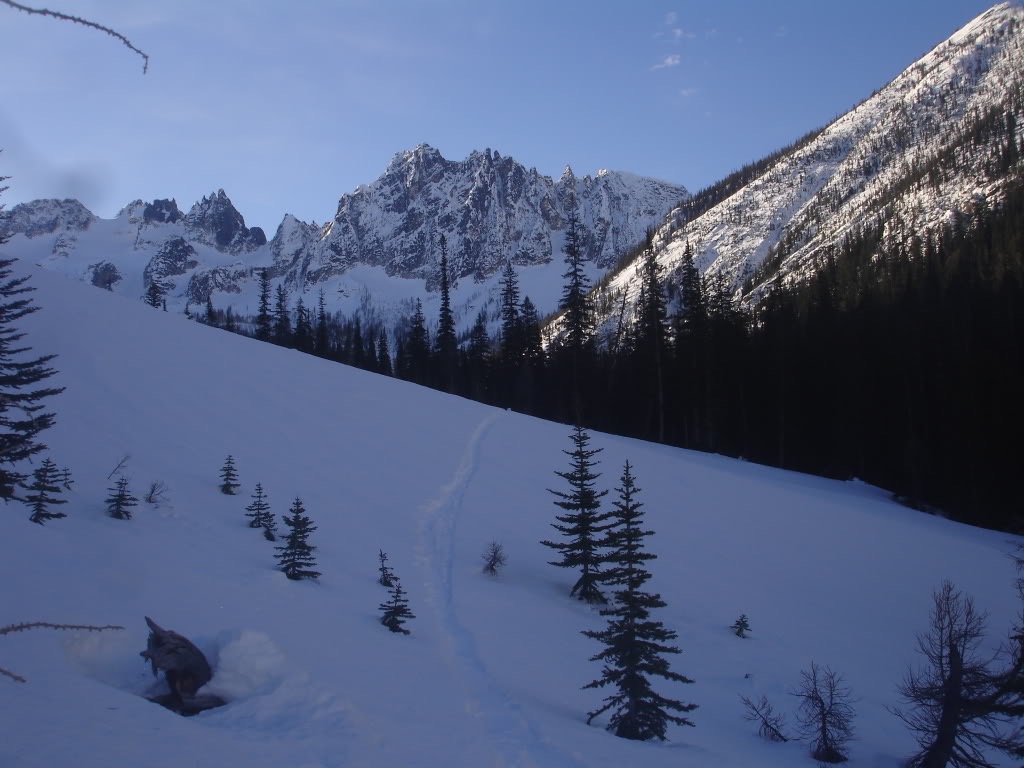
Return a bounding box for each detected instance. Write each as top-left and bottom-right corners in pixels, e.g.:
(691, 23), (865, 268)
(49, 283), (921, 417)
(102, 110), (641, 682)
(0, 0), (1000, 232)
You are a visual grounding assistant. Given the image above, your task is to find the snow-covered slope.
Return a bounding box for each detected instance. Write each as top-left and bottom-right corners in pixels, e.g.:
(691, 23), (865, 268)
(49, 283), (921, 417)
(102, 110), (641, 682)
(595, 2), (1024, 333)
(0, 263), (1019, 767)
(1, 146), (685, 335)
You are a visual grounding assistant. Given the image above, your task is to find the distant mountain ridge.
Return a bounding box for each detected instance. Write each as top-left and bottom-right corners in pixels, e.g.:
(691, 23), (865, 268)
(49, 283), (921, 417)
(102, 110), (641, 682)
(592, 1), (1024, 337)
(0, 146), (687, 329)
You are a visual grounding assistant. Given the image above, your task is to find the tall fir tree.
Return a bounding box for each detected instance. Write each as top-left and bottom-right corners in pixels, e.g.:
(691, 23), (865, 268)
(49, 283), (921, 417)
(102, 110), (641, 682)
(633, 238), (670, 442)
(293, 296), (313, 352)
(379, 575), (415, 634)
(554, 193), (595, 422)
(105, 477), (138, 520)
(499, 259), (522, 363)
(434, 234), (458, 392)
(273, 284), (292, 346)
(219, 455), (240, 495)
(204, 293), (217, 326)
(0, 247), (64, 500)
(541, 425), (610, 603)
(275, 497), (320, 581)
(464, 309), (491, 401)
(314, 288), (331, 357)
(25, 457), (67, 524)
(377, 328), (393, 376)
(406, 299), (430, 385)
(255, 268), (273, 341)
(582, 461), (696, 740)
(244, 482), (276, 540)
(557, 193), (595, 358)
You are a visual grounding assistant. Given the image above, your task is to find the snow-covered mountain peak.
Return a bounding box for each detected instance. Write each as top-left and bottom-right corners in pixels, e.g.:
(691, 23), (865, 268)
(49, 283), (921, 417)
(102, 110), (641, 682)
(2, 198), (95, 239)
(184, 189), (266, 253)
(592, 1), (1024, 338)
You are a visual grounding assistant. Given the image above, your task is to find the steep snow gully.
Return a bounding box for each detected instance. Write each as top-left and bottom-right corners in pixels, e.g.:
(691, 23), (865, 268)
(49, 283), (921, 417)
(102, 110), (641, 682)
(416, 412), (587, 767)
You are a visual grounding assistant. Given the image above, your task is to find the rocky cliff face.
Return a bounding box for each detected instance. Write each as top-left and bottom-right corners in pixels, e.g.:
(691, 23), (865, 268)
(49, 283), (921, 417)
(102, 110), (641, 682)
(297, 145), (686, 290)
(0, 147), (685, 329)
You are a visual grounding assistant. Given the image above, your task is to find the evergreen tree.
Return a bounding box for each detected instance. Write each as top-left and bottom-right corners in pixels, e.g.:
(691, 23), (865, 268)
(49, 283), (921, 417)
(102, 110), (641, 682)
(314, 289), (331, 357)
(275, 497), (320, 580)
(731, 614), (751, 638)
(105, 477), (138, 520)
(0, 250), (65, 500)
(255, 268), (272, 341)
(145, 281), (163, 309)
(219, 455), (240, 495)
(377, 328), (393, 376)
(351, 318), (366, 369)
(406, 299), (430, 385)
(519, 296), (545, 369)
(541, 425), (610, 603)
(25, 457), (67, 524)
(293, 296), (313, 352)
(557, 193), (595, 358)
(377, 548), (395, 586)
(434, 235), (458, 391)
(633, 238), (670, 442)
(379, 575), (415, 634)
(204, 294), (216, 326)
(553, 193), (595, 421)
(499, 259), (522, 363)
(582, 461), (696, 740)
(464, 309), (491, 401)
(244, 482), (276, 540)
(224, 306), (237, 333)
(273, 284), (292, 345)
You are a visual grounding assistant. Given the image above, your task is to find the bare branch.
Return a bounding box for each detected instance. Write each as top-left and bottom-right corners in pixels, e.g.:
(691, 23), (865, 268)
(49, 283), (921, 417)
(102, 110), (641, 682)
(1, 621), (125, 636)
(107, 453), (130, 480)
(1, 621), (124, 683)
(1, 0), (149, 73)
(0, 665), (26, 683)
(740, 694), (789, 742)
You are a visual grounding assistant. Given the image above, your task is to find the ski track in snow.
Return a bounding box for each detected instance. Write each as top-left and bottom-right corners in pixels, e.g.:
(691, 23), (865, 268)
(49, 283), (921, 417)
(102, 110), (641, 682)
(417, 412), (587, 768)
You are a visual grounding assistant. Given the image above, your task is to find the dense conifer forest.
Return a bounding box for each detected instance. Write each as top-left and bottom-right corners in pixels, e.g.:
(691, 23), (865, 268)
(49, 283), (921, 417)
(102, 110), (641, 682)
(198, 172), (1023, 533)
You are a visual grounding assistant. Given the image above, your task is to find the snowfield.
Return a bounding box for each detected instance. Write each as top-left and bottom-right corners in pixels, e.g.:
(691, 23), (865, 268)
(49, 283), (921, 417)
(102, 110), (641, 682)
(1, 264), (1019, 767)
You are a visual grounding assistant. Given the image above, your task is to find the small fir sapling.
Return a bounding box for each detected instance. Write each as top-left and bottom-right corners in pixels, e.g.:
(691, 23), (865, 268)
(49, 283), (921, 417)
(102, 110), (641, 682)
(379, 576), (415, 634)
(59, 466), (74, 491)
(245, 483), (276, 540)
(378, 549), (395, 586)
(105, 477), (138, 520)
(275, 497), (319, 580)
(732, 614), (752, 638)
(25, 457), (67, 524)
(482, 541), (507, 575)
(219, 455), (240, 495)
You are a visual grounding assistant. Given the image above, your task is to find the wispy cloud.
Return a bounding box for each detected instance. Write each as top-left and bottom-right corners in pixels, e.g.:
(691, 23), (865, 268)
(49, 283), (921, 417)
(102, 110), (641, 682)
(679, 87), (698, 97)
(651, 54), (681, 71)
(665, 11), (678, 26)
(775, 25), (789, 38)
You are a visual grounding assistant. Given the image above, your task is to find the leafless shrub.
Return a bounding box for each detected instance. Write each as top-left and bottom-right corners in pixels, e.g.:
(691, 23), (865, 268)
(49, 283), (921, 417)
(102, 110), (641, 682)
(792, 661), (855, 763)
(482, 541), (507, 575)
(145, 480), (169, 507)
